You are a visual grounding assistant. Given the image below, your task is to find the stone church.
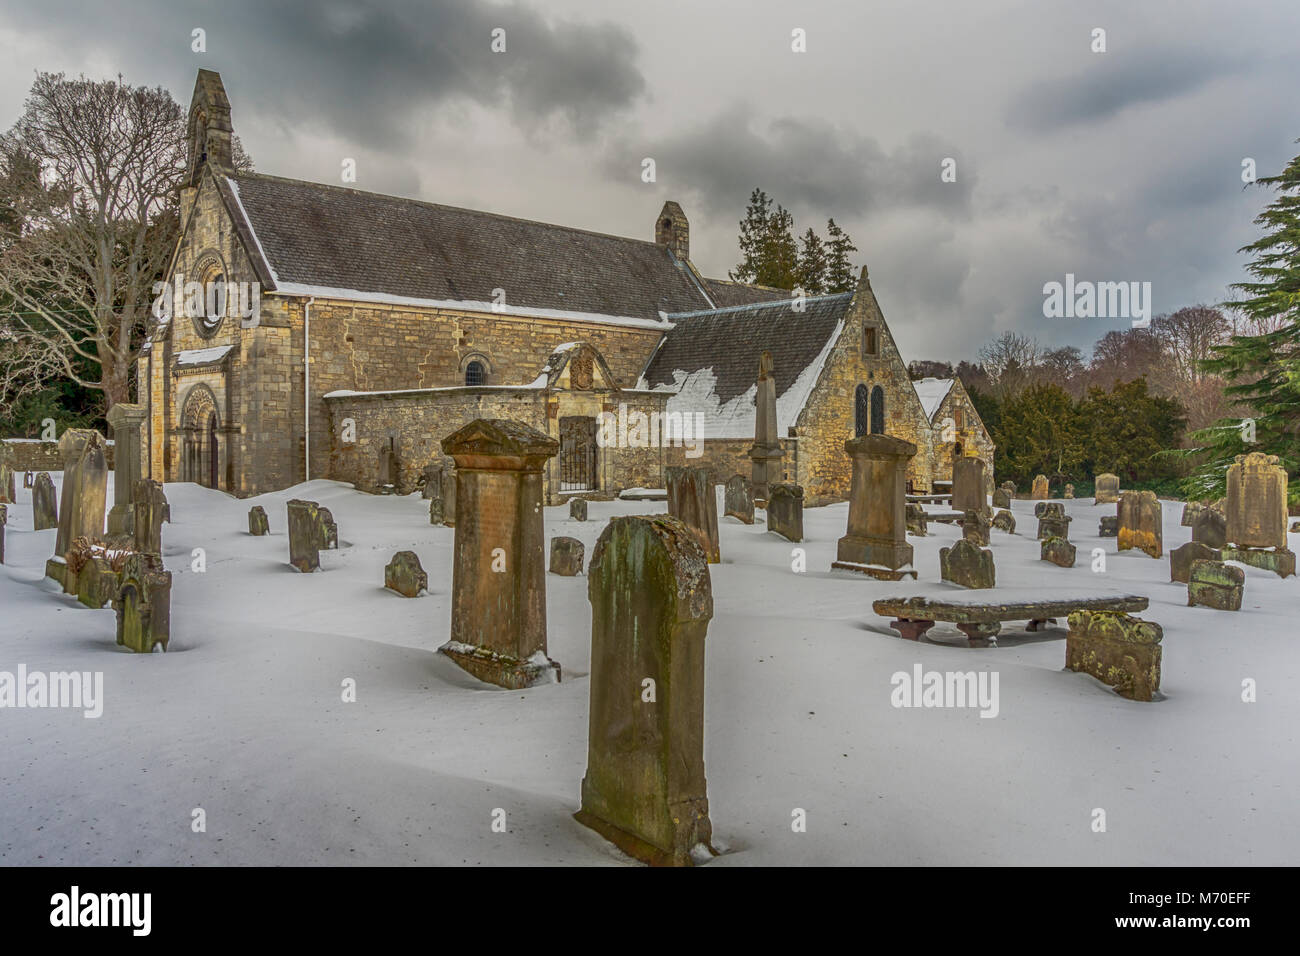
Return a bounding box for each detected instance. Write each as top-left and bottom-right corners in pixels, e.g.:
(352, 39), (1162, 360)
(140, 70), (993, 506)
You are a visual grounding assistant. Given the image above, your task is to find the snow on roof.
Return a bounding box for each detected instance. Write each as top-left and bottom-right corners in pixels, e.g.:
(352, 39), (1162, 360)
(912, 377), (955, 422)
(176, 345), (234, 367)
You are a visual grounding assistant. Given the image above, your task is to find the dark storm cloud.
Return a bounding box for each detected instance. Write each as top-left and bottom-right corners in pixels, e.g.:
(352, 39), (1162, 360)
(1007, 45), (1247, 133)
(623, 107), (976, 222)
(2, 0), (645, 143)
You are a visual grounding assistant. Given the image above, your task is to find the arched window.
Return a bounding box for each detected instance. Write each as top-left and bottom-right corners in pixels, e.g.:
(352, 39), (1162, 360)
(870, 386), (885, 434)
(854, 384), (869, 437)
(465, 360), (486, 386)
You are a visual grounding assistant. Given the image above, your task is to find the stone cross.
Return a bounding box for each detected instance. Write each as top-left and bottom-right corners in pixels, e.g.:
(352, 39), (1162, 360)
(32, 472), (58, 531)
(665, 466), (721, 563)
(765, 483), (803, 542)
(576, 515), (716, 867)
(832, 433), (917, 579)
(748, 350), (782, 501)
(951, 457), (988, 517)
(440, 418), (560, 688)
(47, 430), (107, 587)
(132, 479), (170, 556)
(105, 403), (146, 536)
(1117, 490), (1163, 558)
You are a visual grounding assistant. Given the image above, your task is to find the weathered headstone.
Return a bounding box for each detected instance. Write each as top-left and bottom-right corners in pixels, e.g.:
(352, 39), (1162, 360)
(951, 457), (988, 517)
(105, 402), (146, 535)
(317, 507), (338, 550)
(0, 451), (14, 504)
(441, 419), (560, 688)
(961, 508), (991, 547)
(576, 514), (715, 867)
(992, 509), (1016, 534)
(132, 479), (170, 556)
(47, 430), (107, 587)
(420, 461), (443, 500)
(1291, 520), (1300, 534)
(1000, 480), (1017, 500)
(939, 538), (995, 589)
(666, 466), (721, 563)
(77, 555), (119, 609)
(384, 551), (428, 597)
(1188, 559), (1244, 611)
(549, 536), (585, 576)
(1220, 544), (1296, 578)
(1180, 502), (1204, 527)
(1064, 483), (1075, 499)
(32, 472), (57, 531)
(1099, 515), (1118, 538)
(248, 505), (269, 536)
(766, 483), (803, 542)
(287, 499), (325, 572)
(569, 497), (588, 522)
(1036, 504), (1071, 541)
(1118, 491), (1162, 558)
(115, 553), (172, 653)
(1094, 473), (1120, 505)
(1065, 610), (1162, 701)
(991, 487), (1011, 510)
(1222, 452), (1294, 578)
(1191, 508), (1226, 550)
(1170, 541), (1221, 584)
(747, 350), (782, 501)
(724, 474), (754, 525)
(440, 467), (457, 527)
(905, 502), (928, 536)
(1041, 536), (1076, 568)
(1031, 474), (1049, 500)
(832, 434), (917, 580)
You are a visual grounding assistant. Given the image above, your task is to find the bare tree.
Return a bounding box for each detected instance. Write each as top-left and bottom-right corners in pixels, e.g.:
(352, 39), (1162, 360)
(1154, 305), (1230, 384)
(978, 331), (1040, 398)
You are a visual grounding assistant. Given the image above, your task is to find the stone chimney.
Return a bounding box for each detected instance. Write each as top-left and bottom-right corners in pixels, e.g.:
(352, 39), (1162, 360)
(655, 201), (690, 262)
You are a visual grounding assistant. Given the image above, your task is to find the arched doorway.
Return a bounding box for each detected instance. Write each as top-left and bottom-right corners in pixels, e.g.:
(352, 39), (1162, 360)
(854, 385), (869, 437)
(870, 386), (885, 434)
(181, 384), (221, 489)
(207, 413), (219, 489)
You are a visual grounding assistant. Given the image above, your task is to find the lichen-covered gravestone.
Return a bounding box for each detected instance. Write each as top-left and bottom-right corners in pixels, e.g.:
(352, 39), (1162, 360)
(440, 419), (560, 689)
(1181, 502), (1204, 527)
(576, 515), (716, 867)
(665, 466), (721, 563)
(991, 487), (1011, 510)
(0, 450), (14, 504)
(420, 461), (443, 500)
(833, 433), (917, 580)
(1192, 508), (1226, 550)
(286, 499), (326, 572)
(1064, 483), (1075, 499)
(1187, 559), (1244, 611)
(1036, 503), (1071, 541)
(952, 457), (988, 517)
(1094, 473), (1120, 505)
(961, 508), (990, 547)
(569, 497), (588, 522)
(384, 551), (428, 597)
(1169, 541), (1220, 584)
(440, 467), (457, 527)
(766, 483), (803, 542)
(32, 472), (57, 532)
(1118, 491), (1162, 558)
(905, 503), (928, 536)
(46, 429), (107, 588)
(1041, 536), (1076, 568)
(1065, 610), (1162, 701)
(132, 480), (170, 556)
(549, 536), (585, 576)
(724, 474), (754, 525)
(939, 538), (995, 589)
(248, 506), (269, 536)
(1222, 452), (1294, 578)
(115, 552), (172, 653)
(992, 509), (1016, 534)
(1031, 474), (1049, 500)
(1099, 515), (1118, 537)
(317, 507), (338, 549)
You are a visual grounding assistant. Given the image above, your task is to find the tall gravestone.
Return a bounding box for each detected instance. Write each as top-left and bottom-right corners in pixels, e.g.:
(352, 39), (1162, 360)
(132, 479), (170, 556)
(747, 351), (782, 502)
(115, 552), (172, 653)
(665, 466), (721, 563)
(105, 403), (146, 536)
(287, 499), (326, 572)
(1094, 473), (1120, 505)
(0, 450), (14, 504)
(1192, 508), (1226, 550)
(1118, 490), (1163, 558)
(724, 474), (754, 525)
(32, 472), (58, 531)
(766, 483), (803, 542)
(421, 461), (443, 500)
(1031, 474), (1049, 500)
(1222, 452), (1295, 578)
(832, 434), (917, 580)
(440, 419), (560, 689)
(951, 457), (988, 517)
(46, 430), (107, 587)
(576, 515), (715, 867)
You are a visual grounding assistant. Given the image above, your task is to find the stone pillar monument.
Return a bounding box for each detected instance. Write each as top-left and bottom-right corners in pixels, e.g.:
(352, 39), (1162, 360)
(951, 456), (988, 517)
(46, 429), (107, 586)
(832, 433), (917, 580)
(441, 419), (560, 689)
(106, 403), (146, 536)
(747, 350), (782, 502)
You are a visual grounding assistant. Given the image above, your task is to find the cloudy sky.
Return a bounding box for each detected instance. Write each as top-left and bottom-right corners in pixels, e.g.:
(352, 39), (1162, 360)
(1, 0), (1296, 362)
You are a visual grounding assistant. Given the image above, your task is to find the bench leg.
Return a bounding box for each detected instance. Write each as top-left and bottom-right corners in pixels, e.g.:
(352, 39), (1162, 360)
(956, 622), (1001, 648)
(890, 619), (935, 641)
(1026, 618), (1057, 632)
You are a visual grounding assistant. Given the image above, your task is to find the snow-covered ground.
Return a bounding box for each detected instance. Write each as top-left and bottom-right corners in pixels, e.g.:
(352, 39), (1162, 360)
(1, 476), (1297, 865)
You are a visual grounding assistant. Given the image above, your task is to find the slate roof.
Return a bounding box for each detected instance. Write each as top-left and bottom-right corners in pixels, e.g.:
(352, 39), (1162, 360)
(640, 293), (852, 405)
(702, 277), (788, 308)
(222, 172), (712, 321)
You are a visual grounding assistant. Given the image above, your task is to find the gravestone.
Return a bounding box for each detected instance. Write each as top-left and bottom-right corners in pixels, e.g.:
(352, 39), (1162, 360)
(1064, 483), (1075, 499)
(1188, 559), (1244, 611)
(115, 553), (172, 653)
(429, 497), (445, 525)
(724, 474), (754, 525)
(1191, 508), (1226, 550)
(248, 506), (269, 536)
(766, 483), (804, 542)
(1098, 515), (1118, 537)
(992, 509), (1016, 534)
(1041, 536), (1076, 568)
(317, 507), (338, 550)
(1291, 520), (1300, 534)
(132, 479), (170, 556)
(441, 419), (560, 689)
(1036, 504), (1071, 541)
(951, 457), (988, 517)
(105, 402), (146, 535)
(1170, 541), (1221, 584)
(440, 468), (457, 527)
(1222, 452), (1294, 578)
(991, 487), (1011, 510)
(77, 556), (119, 609)
(420, 461), (443, 500)
(569, 497), (588, 522)
(1181, 502), (1204, 527)
(832, 433), (917, 580)
(1118, 491), (1163, 558)
(0, 451), (14, 503)
(747, 350), (782, 501)
(1094, 473), (1121, 505)
(47, 430), (107, 587)
(666, 466), (721, 564)
(1000, 480), (1017, 500)
(287, 499), (326, 572)
(384, 551), (427, 597)
(905, 503), (928, 536)
(576, 515), (715, 867)
(939, 538), (995, 589)
(961, 508), (990, 547)
(549, 536), (585, 576)
(1221, 545), (1296, 578)
(1065, 610), (1162, 702)
(32, 472), (57, 531)
(1031, 474), (1049, 500)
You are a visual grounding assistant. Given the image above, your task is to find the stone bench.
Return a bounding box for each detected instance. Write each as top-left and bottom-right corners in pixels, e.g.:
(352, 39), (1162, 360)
(906, 494), (952, 504)
(872, 590), (1150, 647)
